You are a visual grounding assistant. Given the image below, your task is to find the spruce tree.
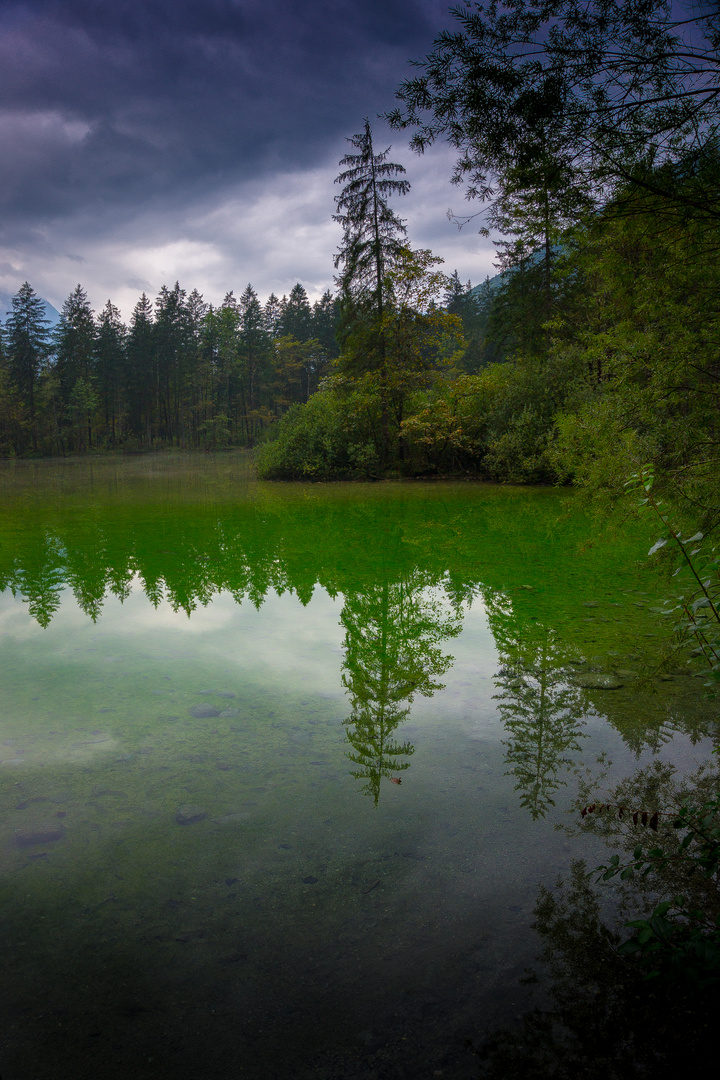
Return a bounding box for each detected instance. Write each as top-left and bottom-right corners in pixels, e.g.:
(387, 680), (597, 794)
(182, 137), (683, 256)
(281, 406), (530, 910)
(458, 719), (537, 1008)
(54, 284), (97, 450)
(263, 293), (282, 338)
(5, 282), (50, 452)
(239, 284), (270, 439)
(55, 284), (96, 397)
(95, 300), (126, 447)
(333, 119), (409, 322)
(333, 119), (410, 460)
(154, 283), (189, 443)
(280, 283), (312, 342)
(126, 293), (155, 444)
(311, 290), (340, 359)
(215, 292), (243, 437)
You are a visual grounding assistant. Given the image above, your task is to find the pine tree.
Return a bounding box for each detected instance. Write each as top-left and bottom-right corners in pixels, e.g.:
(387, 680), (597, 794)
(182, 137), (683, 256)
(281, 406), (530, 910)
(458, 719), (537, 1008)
(5, 282), (50, 453)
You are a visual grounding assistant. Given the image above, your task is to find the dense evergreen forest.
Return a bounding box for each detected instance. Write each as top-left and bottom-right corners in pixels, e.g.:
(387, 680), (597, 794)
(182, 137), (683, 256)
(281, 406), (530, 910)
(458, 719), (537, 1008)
(0, 281), (347, 455)
(1, 0), (719, 539)
(0, 269), (488, 459)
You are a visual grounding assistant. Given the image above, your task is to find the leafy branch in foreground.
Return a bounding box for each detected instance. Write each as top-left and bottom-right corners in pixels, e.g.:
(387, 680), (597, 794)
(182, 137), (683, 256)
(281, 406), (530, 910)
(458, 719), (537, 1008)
(580, 763), (720, 985)
(626, 464), (720, 685)
(585, 796), (720, 883)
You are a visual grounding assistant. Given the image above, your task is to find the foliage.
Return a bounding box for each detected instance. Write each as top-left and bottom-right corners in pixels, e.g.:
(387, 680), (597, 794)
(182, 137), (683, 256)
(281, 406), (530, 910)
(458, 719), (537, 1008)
(575, 757), (720, 988)
(401, 344), (584, 481)
(256, 389), (381, 480)
(473, 860), (717, 1079)
(624, 465), (720, 686)
(390, 1), (720, 224)
(550, 201), (720, 513)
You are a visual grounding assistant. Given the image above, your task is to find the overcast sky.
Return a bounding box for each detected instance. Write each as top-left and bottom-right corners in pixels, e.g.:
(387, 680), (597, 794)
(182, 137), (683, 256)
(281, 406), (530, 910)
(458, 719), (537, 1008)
(0, 0), (499, 318)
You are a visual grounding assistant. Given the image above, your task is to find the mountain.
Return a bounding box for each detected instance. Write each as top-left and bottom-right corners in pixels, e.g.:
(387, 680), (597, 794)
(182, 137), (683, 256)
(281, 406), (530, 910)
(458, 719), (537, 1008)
(0, 289), (62, 328)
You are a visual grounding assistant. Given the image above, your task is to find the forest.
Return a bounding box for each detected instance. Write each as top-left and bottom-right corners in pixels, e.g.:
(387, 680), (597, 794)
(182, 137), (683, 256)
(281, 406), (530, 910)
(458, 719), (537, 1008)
(1, 0), (719, 529)
(0, 281), (343, 455)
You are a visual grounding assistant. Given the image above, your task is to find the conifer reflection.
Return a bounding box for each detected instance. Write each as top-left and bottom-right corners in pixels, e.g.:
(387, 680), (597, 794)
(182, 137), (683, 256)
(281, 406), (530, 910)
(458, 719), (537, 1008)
(2, 533), (65, 628)
(341, 574), (462, 803)
(486, 590), (586, 818)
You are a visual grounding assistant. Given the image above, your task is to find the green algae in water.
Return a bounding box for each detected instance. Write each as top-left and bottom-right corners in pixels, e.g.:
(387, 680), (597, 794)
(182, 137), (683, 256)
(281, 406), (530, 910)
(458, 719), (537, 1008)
(0, 454), (717, 1079)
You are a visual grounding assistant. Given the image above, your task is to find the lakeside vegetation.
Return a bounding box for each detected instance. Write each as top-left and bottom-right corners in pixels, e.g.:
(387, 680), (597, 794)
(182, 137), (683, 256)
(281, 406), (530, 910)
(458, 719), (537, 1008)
(2, 0), (719, 1022)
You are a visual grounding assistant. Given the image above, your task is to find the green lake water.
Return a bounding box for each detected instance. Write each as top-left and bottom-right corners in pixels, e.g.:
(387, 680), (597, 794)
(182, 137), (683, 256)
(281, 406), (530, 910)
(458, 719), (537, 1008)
(0, 454), (716, 1079)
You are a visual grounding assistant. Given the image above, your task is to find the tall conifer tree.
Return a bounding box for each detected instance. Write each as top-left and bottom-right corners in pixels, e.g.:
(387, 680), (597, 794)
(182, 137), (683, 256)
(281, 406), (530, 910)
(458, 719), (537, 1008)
(54, 285), (97, 449)
(333, 120), (409, 322)
(126, 293), (154, 444)
(280, 283), (313, 341)
(264, 293), (282, 338)
(95, 300), (126, 446)
(333, 120), (410, 460)
(5, 282), (50, 452)
(239, 284), (269, 436)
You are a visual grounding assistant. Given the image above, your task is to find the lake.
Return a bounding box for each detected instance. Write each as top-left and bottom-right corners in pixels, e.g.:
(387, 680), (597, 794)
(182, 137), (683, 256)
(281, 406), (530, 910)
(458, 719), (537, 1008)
(0, 454), (715, 1079)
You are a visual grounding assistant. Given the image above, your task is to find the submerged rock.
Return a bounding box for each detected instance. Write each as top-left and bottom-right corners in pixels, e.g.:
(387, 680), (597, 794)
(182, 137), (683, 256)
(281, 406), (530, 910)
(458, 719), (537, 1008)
(174, 805), (207, 826)
(15, 825), (65, 847)
(571, 673), (624, 690)
(188, 705), (220, 719)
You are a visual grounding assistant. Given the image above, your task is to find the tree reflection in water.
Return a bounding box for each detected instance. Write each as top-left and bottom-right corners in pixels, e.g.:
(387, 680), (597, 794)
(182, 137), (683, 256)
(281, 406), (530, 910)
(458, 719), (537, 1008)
(476, 758), (720, 1077)
(485, 588), (587, 818)
(341, 573), (462, 803)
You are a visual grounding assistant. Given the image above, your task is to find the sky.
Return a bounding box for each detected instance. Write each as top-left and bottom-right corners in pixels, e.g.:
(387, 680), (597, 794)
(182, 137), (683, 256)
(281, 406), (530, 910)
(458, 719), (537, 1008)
(0, 0), (499, 319)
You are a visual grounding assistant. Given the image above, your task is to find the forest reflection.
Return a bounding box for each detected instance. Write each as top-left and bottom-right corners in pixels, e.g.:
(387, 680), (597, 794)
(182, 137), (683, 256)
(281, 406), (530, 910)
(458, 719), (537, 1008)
(1, 480), (703, 810)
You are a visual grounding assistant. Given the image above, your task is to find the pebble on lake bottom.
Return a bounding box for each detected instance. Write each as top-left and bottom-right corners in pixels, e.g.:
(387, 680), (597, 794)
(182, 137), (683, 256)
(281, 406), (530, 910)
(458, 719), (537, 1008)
(174, 805), (208, 826)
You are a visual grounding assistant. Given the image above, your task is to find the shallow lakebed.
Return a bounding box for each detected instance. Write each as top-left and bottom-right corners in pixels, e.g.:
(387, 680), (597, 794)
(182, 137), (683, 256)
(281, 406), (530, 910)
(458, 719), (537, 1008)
(0, 454), (716, 1079)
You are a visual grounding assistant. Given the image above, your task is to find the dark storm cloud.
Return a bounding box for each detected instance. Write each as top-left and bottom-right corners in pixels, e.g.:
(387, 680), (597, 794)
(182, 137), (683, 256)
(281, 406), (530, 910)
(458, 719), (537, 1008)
(0, 0), (451, 232)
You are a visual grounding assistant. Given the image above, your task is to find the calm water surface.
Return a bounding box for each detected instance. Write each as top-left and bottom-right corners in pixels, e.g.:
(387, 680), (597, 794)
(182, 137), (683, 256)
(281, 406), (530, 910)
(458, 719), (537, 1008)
(0, 455), (715, 1079)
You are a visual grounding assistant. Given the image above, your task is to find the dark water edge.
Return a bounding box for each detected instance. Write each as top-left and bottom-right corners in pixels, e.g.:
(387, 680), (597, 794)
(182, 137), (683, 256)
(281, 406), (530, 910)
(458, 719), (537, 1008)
(0, 453), (716, 1079)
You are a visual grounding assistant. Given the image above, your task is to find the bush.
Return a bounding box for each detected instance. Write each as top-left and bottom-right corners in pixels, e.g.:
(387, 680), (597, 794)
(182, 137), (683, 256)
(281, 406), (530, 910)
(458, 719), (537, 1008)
(257, 390), (381, 480)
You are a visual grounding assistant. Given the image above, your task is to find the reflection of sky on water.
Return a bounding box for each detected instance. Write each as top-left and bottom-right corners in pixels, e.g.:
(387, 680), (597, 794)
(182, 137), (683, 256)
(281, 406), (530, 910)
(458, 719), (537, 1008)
(0, 470), (718, 1078)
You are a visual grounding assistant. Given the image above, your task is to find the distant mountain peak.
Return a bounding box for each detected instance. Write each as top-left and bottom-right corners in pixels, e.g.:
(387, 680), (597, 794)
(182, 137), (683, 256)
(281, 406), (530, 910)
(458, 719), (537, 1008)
(0, 290), (61, 327)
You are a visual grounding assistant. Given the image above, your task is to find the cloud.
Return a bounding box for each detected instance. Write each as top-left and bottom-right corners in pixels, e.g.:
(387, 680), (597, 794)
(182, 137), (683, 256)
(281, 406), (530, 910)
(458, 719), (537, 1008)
(0, 2), (498, 314)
